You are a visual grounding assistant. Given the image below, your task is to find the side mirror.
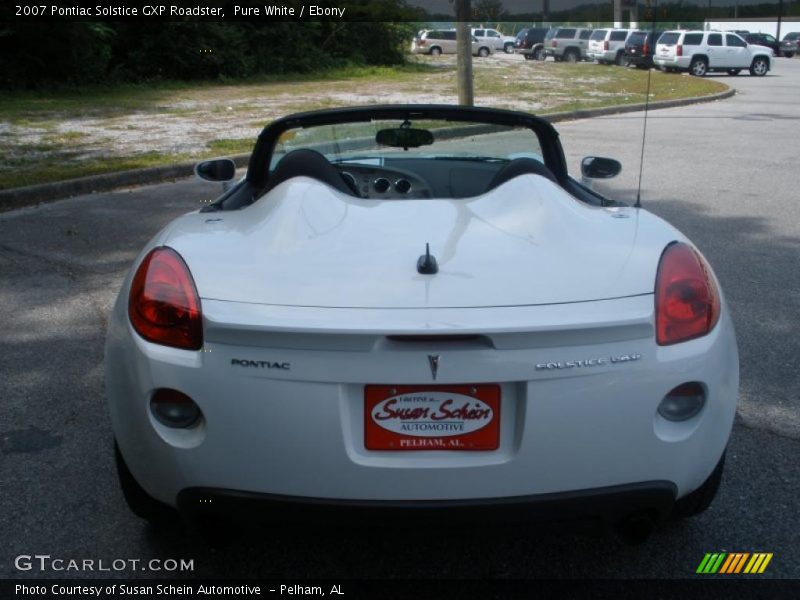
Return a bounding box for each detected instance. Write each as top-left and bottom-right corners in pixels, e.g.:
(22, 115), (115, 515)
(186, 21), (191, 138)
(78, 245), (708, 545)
(581, 156), (622, 179)
(195, 158), (237, 183)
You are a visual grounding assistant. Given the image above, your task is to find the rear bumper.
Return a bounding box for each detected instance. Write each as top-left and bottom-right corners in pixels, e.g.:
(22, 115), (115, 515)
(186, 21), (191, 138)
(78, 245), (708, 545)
(653, 56), (688, 69)
(589, 50), (617, 61)
(626, 54), (653, 66)
(178, 481), (677, 527)
(107, 293), (738, 509)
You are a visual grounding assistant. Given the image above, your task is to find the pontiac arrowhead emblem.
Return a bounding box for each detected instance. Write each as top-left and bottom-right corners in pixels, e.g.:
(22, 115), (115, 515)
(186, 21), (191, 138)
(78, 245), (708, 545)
(428, 355), (440, 380)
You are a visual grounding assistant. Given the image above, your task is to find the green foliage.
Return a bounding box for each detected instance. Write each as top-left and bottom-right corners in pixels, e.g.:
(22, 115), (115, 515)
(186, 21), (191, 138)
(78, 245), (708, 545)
(0, 17), (417, 90)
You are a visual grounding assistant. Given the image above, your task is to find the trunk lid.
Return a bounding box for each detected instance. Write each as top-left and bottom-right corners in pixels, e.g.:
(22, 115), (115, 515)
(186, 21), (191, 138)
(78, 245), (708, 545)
(167, 176), (673, 309)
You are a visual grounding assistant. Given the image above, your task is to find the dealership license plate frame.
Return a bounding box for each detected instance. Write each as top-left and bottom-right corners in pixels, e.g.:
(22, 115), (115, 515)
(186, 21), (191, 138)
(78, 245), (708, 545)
(364, 384), (501, 451)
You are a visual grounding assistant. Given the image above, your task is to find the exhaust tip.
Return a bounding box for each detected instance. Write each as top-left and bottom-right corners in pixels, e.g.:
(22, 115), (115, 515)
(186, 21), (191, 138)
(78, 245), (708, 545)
(616, 513), (656, 545)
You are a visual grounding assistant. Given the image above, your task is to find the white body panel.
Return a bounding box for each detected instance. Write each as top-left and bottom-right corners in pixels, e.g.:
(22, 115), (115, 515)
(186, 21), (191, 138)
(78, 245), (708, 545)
(166, 176), (670, 309)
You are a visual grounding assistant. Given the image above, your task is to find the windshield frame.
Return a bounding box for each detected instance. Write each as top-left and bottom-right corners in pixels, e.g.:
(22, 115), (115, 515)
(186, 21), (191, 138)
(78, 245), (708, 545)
(246, 105), (568, 191)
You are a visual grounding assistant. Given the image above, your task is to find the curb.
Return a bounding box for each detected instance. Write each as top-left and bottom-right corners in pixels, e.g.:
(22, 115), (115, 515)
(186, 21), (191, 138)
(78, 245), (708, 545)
(0, 87), (734, 211)
(543, 87), (735, 124)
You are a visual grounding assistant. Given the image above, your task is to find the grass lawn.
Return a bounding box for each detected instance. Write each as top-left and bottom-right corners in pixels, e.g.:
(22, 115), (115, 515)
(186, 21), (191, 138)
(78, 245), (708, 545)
(0, 58), (728, 190)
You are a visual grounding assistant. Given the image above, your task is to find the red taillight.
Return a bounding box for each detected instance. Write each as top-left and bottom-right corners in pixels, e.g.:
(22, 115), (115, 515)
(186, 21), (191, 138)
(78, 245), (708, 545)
(419, 39), (426, 46)
(551, 40), (557, 48)
(655, 242), (720, 346)
(643, 42), (650, 55)
(676, 44), (683, 57)
(604, 40), (609, 51)
(129, 247), (203, 350)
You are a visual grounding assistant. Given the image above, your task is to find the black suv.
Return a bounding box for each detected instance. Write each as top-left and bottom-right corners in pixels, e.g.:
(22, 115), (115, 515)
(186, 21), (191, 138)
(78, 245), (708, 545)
(624, 30), (663, 69)
(515, 27), (551, 61)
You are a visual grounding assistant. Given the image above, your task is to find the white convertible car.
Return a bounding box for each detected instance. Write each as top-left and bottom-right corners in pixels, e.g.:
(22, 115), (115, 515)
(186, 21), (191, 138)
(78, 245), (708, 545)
(106, 105), (738, 542)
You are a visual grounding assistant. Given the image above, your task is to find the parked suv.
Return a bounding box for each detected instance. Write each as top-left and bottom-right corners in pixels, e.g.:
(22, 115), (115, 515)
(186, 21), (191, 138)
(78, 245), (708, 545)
(624, 30), (663, 69)
(515, 27), (551, 60)
(472, 28), (516, 54)
(412, 30), (493, 57)
(546, 27), (594, 62)
(588, 28), (633, 65)
(744, 32), (797, 58)
(654, 30), (772, 76)
(782, 32), (800, 57)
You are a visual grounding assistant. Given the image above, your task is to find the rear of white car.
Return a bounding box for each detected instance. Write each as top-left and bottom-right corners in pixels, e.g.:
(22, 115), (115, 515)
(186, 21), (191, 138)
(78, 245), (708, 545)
(107, 179), (738, 532)
(106, 107), (738, 541)
(588, 28), (632, 64)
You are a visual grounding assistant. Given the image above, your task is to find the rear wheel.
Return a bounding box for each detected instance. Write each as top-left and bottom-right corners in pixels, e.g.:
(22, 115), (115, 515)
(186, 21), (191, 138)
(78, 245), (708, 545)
(478, 47), (490, 58)
(115, 441), (177, 527)
(727, 69), (741, 76)
(429, 47), (442, 56)
(689, 57), (708, 77)
(504, 42), (515, 54)
(533, 46), (545, 61)
(750, 57), (769, 76)
(672, 452), (725, 519)
(615, 51), (629, 66)
(563, 48), (579, 63)
(784, 52), (795, 58)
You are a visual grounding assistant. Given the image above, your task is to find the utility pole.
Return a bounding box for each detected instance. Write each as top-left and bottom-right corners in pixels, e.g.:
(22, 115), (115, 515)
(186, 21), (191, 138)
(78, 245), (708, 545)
(777, 0), (784, 41)
(455, 0), (474, 106)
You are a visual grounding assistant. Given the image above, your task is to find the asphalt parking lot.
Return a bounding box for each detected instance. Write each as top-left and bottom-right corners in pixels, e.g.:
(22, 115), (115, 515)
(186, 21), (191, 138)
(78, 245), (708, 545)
(1, 58), (799, 581)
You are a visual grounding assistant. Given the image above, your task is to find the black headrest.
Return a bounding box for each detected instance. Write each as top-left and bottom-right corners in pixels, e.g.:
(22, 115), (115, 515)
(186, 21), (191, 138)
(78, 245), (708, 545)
(265, 149), (356, 196)
(485, 158), (558, 193)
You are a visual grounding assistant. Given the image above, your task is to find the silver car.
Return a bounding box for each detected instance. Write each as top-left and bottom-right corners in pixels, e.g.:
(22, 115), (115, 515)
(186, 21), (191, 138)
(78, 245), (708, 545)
(546, 27), (594, 62)
(412, 29), (493, 57)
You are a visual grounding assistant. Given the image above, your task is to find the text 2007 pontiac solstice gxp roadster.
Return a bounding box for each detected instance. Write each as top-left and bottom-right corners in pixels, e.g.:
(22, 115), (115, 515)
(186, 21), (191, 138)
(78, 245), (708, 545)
(106, 105), (738, 541)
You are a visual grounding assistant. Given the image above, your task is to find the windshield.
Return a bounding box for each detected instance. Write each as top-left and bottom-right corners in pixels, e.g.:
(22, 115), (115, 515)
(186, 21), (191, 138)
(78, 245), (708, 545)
(270, 119), (545, 171)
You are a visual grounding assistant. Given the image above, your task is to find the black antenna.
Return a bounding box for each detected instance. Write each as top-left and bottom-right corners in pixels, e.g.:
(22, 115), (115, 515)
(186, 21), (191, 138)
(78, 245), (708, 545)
(635, 1), (658, 209)
(417, 243), (439, 275)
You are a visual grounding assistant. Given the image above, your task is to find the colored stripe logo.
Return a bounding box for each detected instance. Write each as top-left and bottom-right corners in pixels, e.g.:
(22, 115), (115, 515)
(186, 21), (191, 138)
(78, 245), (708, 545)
(696, 552), (773, 574)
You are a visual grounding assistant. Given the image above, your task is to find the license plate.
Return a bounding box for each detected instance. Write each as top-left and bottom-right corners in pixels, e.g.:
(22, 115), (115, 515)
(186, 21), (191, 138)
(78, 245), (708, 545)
(364, 385), (500, 451)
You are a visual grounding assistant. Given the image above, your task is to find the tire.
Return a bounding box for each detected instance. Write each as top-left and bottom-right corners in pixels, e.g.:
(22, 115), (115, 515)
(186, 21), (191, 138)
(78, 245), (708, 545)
(533, 46), (545, 61)
(504, 42), (515, 54)
(689, 57), (708, 77)
(563, 49), (579, 63)
(615, 52), (629, 66)
(115, 441), (177, 527)
(478, 47), (490, 58)
(672, 452), (725, 519)
(429, 47), (442, 56)
(784, 52), (794, 59)
(750, 57), (769, 76)
(727, 69), (741, 76)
